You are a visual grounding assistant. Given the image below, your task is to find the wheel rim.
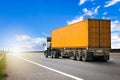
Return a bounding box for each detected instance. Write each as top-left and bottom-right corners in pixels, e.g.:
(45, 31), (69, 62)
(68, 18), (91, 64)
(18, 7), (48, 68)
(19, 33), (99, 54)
(76, 53), (80, 61)
(82, 53), (86, 61)
(76, 55), (79, 60)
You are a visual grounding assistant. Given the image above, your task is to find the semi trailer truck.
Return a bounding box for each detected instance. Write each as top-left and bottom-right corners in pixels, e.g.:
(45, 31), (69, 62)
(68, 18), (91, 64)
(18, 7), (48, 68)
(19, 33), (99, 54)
(44, 19), (111, 61)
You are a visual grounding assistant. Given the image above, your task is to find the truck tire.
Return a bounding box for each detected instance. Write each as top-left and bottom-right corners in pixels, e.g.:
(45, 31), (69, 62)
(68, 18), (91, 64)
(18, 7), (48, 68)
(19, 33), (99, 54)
(53, 51), (59, 58)
(69, 53), (75, 60)
(75, 51), (82, 61)
(51, 51), (54, 58)
(82, 52), (87, 61)
(45, 53), (48, 58)
(44, 51), (48, 58)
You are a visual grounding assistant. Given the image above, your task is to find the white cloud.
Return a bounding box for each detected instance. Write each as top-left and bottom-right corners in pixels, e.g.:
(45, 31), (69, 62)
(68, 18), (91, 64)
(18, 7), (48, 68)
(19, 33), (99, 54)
(16, 35), (31, 41)
(111, 20), (120, 32)
(94, 6), (100, 13)
(101, 16), (118, 20)
(32, 38), (46, 43)
(83, 6), (100, 16)
(78, 0), (87, 5)
(10, 35), (46, 51)
(102, 16), (105, 19)
(103, 12), (107, 15)
(78, 0), (95, 5)
(67, 6), (100, 25)
(83, 8), (92, 16)
(111, 33), (120, 49)
(104, 0), (120, 7)
(111, 20), (120, 49)
(67, 15), (84, 25)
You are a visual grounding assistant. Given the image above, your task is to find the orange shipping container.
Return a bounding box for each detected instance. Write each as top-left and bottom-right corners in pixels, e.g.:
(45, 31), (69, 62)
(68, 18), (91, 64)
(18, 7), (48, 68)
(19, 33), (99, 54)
(52, 19), (111, 50)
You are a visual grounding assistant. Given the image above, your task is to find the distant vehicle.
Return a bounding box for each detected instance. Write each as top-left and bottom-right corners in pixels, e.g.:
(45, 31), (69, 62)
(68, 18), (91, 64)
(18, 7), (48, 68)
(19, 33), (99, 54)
(44, 19), (111, 61)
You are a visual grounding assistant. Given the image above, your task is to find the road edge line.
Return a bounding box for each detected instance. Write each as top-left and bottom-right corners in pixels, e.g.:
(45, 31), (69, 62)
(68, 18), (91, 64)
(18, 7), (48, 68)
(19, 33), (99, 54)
(14, 55), (84, 80)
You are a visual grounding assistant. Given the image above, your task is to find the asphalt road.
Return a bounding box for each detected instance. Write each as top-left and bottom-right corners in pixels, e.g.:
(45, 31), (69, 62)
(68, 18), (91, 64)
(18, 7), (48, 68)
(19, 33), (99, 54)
(6, 52), (120, 80)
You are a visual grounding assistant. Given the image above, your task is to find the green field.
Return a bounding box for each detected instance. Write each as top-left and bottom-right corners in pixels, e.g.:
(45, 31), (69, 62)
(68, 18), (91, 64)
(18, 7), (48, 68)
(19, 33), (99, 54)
(0, 52), (8, 80)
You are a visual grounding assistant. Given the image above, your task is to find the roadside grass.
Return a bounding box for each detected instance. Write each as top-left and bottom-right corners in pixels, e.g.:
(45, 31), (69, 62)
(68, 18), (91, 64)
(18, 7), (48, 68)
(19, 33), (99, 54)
(0, 53), (2, 57)
(0, 52), (8, 80)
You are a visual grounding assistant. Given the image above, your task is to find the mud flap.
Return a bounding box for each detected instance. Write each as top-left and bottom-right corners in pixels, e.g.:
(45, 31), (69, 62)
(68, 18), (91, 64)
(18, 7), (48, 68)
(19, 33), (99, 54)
(87, 52), (93, 61)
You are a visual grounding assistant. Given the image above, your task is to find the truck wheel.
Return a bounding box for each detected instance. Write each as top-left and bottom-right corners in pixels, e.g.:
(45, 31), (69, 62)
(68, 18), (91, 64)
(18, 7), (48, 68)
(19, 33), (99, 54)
(70, 53), (75, 60)
(51, 51), (54, 58)
(82, 53), (87, 61)
(44, 51), (48, 58)
(76, 52), (82, 61)
(45, 54), (48, 58)
(53, 51), (59, 58)
(52, 51), (56, 58)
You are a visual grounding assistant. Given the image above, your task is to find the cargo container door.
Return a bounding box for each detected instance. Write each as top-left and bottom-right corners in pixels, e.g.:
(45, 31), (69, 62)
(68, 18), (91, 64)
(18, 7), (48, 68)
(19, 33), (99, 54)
(88, 19), (111, 50)
(88, 19), (100, 49)
(100, 20), (111, 50)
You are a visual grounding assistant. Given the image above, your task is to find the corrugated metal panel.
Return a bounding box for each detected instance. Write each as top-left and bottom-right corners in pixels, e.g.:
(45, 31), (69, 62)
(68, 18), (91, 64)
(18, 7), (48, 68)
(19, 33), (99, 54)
(99, 20), (111, 49)
(88, 19), (111, 50)
(52, 20), (88, 48)
(88, 19), (99, 48)
(52, 19), (111, 50)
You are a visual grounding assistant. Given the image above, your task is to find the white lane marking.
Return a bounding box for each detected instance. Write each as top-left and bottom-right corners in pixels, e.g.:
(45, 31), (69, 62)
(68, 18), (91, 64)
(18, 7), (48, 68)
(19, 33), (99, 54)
(14, 55), (84, 80)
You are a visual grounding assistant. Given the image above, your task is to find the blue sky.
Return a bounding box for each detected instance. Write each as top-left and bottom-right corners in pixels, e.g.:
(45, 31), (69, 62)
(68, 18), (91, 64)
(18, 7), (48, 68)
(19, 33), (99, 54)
(0, 0), (120, 51)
